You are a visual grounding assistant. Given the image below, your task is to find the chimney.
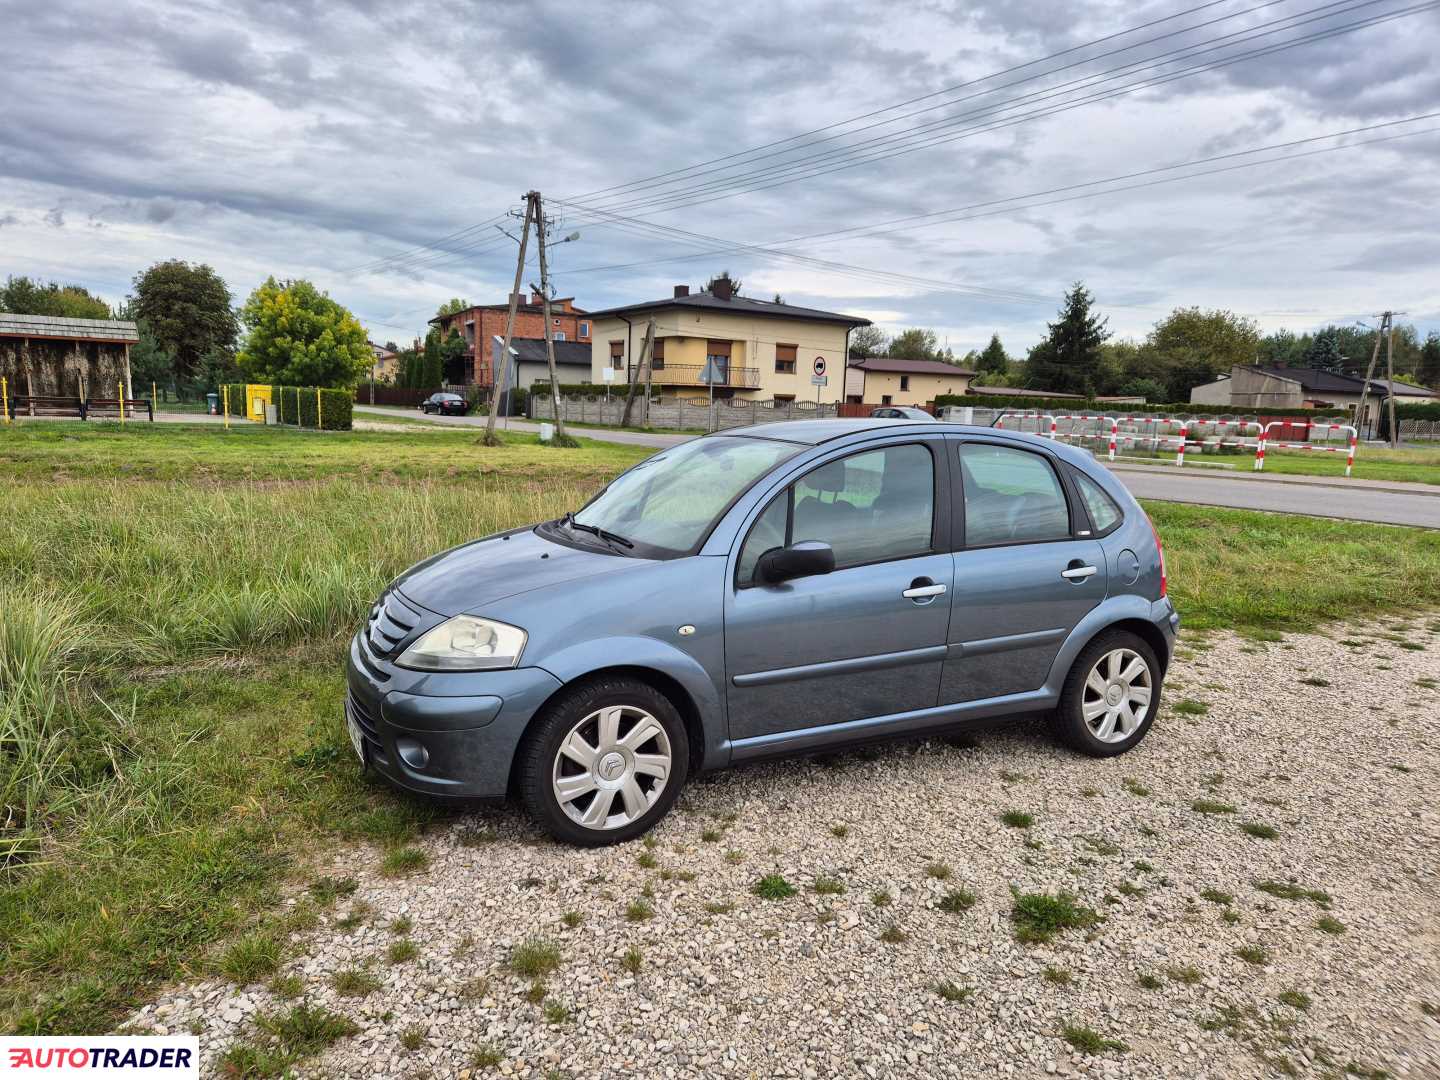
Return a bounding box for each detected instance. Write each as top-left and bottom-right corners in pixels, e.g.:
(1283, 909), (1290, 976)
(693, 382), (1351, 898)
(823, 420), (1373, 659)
(711, 278), (732, 301)
(673, 285), (690, 298)
(510, 292), (525, 308)
(530, 290), (545, 305)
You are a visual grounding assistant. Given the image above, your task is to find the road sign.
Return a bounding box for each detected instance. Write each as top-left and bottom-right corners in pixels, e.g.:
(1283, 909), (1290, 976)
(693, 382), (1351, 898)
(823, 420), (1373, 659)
(601, 368), (615, 382)
(813, 356), (827, 377)
(811, 374), (828, 386)
(700, 359), (726, 385)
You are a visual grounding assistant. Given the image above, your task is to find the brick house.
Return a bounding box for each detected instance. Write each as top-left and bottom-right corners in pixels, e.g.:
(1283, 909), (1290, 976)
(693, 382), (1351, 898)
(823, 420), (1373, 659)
(429, 293), (591, 389)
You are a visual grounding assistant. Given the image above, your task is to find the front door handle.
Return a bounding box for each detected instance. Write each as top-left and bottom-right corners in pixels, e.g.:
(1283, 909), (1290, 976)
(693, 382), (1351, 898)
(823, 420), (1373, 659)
(1061, 564), (1098, 581)
(902, 577), (947, 600)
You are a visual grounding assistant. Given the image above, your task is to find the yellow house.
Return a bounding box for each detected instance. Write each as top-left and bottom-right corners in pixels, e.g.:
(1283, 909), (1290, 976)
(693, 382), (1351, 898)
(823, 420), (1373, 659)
(586, 283), (870, 403)
(844, 356), (975, 406)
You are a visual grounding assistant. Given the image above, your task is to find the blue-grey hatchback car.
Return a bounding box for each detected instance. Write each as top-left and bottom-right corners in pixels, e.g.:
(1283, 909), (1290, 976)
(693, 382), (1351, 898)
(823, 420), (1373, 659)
(345, 419), (1177, 845)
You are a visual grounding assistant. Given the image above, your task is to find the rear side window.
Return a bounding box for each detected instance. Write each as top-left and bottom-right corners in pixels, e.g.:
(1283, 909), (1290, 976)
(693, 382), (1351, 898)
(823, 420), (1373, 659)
(1071, 469), (1123, 535)
(959, 444), (1071, 546)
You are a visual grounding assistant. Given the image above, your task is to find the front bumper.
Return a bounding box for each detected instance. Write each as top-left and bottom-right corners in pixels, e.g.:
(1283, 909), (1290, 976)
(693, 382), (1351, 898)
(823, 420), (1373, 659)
(345, 632), (562, 800)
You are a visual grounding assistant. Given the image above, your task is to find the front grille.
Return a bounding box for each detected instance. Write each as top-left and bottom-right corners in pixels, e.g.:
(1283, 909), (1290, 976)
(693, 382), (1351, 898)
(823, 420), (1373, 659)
(347, 688), (388, 764)
(366, 590), (423, 659)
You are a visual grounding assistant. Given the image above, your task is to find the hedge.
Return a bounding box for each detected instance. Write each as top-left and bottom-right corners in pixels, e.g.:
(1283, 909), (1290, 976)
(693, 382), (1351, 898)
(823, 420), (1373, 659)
(1393, 401), (1440, 420)
(932, 394), (1344, 419)
(531, 381), (624, 397)
(223, 384), (354, 430)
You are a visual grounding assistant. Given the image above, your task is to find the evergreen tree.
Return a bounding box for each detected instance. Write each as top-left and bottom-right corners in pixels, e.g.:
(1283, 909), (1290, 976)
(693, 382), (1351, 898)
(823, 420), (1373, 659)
(1026, 282), (1110, 396)
(1302, 326), (1345, 373)
(976, 333), (1008, 376)
(421, 329), (444, 388)
(1418, 331), (1440, 389)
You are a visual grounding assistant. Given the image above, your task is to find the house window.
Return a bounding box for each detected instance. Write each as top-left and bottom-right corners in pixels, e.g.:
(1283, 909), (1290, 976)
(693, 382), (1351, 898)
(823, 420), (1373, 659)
(900, 375), (910, 391)
(554, 332), (566, 341)
(775, 342), (797, 374)
(579, 321), (590, 338)
(881, 394), (893, 405)
(609, 341), (624, 369)
(705, 340), (732, 386)
(651, 338), (666, 371)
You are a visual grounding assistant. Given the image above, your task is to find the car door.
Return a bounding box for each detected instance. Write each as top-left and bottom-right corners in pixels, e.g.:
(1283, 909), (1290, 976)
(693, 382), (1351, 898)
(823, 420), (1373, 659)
(939, 438), (1107, 704)
(724, 438), (954, 743)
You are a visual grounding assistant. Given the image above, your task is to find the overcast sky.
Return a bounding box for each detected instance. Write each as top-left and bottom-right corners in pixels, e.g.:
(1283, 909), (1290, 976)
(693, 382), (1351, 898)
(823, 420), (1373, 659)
(2, 0), (1438, 355)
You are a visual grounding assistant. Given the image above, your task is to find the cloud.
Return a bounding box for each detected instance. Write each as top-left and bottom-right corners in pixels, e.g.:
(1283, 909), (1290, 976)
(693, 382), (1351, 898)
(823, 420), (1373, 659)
(0, 0), (1436, 350)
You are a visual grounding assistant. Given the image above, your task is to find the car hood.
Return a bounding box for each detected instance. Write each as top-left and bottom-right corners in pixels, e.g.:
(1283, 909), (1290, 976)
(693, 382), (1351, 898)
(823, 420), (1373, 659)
(394, 526), (636, 616)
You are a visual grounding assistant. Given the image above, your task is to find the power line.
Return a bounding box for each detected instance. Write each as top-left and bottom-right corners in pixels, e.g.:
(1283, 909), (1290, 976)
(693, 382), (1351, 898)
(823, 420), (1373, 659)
(565, 0), (1430, 219)
(564, 0), (1245, 202)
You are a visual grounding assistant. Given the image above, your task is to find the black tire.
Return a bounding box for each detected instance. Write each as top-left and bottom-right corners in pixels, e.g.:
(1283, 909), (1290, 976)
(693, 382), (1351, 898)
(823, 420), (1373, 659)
(1052, 630), (1162, 757)
(517, 676), (689, 846)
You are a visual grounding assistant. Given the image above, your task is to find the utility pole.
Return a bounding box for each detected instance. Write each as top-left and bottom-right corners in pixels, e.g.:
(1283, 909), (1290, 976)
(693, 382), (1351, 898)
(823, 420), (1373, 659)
(482, 196), (533, 446)
(1385, 314), (1399, 448)
(620, 318), (654, 428)
(531, 191), (570, 444)
(1354, 315), (1386, 440)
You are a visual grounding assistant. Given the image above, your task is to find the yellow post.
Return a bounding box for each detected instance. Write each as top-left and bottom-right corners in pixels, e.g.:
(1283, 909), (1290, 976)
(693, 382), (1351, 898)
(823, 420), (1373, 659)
(152, 381), (157, 407)
(316, 387), (322, 430)
(222, 385), (230, 430)
(1, 376), (9, 425)
(118, 381), (126, 425)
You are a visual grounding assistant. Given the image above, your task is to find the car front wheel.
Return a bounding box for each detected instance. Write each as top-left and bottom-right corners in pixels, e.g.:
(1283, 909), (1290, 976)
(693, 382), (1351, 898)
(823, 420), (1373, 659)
(1053, 630), (1161, 757)
(517, 677), (689, 846)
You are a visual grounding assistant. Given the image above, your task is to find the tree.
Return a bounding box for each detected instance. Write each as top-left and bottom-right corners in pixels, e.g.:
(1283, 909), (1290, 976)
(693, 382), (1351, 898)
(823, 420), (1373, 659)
(976, 333), (1008, 376)
(440, 329), (469, 384)
(130, 261), (238, 378)
(1026, 282), (1110, 396)
(888, 328), (943, 362)
(435, 298), (470, 317)
(772, 292), (785, 305)
(1256, 328), (1305, 367)
(848, 325), (886, 359)
(236, 277), (370, 387)
(704, 270), (742, 297)
(1142, 306), (1259, 401)
(0, 275), (111, 319)
(126, 322), (175, 391)
(1303, 326), (1345, 373)
(1418, 331), (1440, 389)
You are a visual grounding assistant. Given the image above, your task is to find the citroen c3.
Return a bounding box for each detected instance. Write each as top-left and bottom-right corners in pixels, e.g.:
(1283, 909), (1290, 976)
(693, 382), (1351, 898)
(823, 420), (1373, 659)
(345, 418), (1177, 846)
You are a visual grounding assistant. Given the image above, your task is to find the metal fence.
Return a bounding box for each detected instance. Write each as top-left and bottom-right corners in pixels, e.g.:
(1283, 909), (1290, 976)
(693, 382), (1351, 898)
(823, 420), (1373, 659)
(530, 395), (840, 430)
(1400, 419), (1440, 441)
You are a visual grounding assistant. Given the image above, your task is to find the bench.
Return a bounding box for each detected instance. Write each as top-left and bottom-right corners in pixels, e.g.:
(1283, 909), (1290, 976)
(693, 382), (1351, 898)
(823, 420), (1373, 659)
(6, 395), (87, 419)
(83, 398), (155, 422)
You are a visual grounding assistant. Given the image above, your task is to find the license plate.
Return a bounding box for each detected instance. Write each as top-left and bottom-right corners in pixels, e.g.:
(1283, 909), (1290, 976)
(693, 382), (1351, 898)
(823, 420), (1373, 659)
(347, 712), (366, 765)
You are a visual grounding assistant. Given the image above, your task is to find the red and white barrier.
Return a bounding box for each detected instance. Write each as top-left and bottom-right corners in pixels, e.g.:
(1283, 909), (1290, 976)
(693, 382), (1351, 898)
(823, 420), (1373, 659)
(994, 413), (1057, 437)
(1254, 421), (1358, 477)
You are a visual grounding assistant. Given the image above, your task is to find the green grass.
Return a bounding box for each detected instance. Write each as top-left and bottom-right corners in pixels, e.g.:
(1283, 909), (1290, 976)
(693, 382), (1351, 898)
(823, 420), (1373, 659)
(938, 888), (977, 915)
(752, 874), (797, 900)
(1000, 810), (1034, 829)
(0, 421), (1435, 1035)
(508, 939), (562, 979)
(1062, 1023), (1128, 1054)
(1011, 891), (1100, 945)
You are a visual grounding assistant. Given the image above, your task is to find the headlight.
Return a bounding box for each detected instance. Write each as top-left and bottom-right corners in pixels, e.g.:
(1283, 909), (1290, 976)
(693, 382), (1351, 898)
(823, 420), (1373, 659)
(395, 616), (527, 671)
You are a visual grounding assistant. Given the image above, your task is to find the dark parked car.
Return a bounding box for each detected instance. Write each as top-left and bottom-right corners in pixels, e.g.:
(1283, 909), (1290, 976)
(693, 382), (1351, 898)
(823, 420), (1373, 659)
(346, 419), (1176, 845)
(871, 405), (937, 421)
(421, 392), (470, 415)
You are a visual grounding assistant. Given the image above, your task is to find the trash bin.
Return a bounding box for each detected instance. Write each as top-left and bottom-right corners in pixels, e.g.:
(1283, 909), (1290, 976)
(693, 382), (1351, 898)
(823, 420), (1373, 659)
(206, 392), (219, 416)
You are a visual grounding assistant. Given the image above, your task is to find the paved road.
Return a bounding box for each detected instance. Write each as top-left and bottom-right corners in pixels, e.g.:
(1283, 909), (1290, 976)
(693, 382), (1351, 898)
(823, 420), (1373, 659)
(280, 407), (1440, 528)
(351, 405), (694, 447)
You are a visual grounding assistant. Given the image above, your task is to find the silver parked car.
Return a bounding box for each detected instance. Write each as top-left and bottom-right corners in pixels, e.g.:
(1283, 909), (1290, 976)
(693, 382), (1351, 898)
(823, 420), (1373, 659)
(870, 405), (937, 420)
(346, 419), (1176, 845)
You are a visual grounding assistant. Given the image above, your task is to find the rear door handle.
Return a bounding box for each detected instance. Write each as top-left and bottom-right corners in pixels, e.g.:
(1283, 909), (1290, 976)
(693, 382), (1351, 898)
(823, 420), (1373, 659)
(1061, 565), (1097, 580)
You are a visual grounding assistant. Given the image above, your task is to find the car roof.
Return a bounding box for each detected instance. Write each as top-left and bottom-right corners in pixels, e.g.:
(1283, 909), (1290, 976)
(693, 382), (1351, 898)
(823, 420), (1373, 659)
(720, 418), (1098, 466)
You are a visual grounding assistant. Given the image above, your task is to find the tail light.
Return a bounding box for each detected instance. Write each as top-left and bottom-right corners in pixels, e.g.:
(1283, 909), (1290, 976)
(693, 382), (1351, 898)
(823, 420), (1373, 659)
(1146, 513), (1167, 598)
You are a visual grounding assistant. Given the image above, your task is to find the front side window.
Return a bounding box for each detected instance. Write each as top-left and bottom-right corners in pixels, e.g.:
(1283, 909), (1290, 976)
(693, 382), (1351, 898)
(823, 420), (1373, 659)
(737, 444), (935, 582)
(900, 375), (910, 391)
(573, 436), (797, 556)
(609, 341), (624, 368)
(651, 338), (666, 371)
(579, 321), (590, 337)
(959, 444), (1071, 547)
(1071, 468), (1123, 534)
(775, 343), (797, 374)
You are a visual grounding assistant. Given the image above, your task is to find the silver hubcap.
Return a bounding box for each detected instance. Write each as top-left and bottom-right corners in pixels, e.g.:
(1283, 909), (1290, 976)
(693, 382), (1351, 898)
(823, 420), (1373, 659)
(1082, 648), (1153, 743)
(552, 705), (672, 830)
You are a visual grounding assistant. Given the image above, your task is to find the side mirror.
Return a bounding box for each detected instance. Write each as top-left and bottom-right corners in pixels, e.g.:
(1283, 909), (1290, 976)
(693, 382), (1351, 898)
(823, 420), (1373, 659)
(756, 540), (836, 584)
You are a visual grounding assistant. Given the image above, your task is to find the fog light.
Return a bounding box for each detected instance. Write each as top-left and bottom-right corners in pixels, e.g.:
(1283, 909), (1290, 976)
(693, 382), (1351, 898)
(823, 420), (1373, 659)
(395, 737), (430, 770)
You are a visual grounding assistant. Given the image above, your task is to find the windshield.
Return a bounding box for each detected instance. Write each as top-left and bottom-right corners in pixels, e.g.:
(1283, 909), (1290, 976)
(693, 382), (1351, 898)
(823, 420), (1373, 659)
(572, 436), (798, 555)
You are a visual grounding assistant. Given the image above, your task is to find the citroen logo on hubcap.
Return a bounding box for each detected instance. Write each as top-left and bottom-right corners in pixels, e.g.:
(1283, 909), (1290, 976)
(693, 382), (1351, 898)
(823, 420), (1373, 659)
(598, 752), (626, 781)
(1105, 684), (1124, 706)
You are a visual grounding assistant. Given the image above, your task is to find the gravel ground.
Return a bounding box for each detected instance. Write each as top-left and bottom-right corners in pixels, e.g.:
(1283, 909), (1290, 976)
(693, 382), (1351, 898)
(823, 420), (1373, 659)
(128, 617), (1440, 1079)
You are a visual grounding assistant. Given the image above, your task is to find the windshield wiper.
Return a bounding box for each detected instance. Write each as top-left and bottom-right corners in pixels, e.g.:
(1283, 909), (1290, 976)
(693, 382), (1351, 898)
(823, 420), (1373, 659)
(563, 512), (634, 550)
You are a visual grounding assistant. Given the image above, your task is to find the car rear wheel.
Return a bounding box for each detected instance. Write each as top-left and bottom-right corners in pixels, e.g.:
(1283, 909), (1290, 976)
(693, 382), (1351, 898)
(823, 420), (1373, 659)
(517, 676), (689, 846)
(1053, 630), (1161, 757)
